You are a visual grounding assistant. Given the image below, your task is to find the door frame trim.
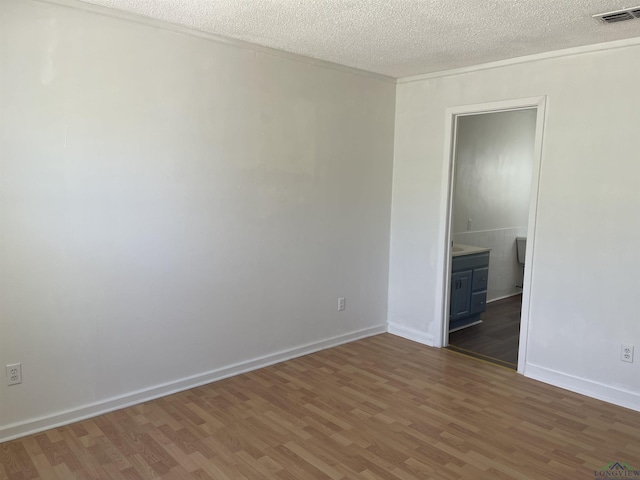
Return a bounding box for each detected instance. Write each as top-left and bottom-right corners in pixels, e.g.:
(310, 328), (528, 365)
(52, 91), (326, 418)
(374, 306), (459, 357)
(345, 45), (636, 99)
(435, 96), (547, 375)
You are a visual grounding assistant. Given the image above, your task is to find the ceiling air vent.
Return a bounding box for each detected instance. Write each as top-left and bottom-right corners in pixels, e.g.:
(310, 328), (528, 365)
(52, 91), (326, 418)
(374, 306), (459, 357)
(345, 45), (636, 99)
(594, 6), (640, 23)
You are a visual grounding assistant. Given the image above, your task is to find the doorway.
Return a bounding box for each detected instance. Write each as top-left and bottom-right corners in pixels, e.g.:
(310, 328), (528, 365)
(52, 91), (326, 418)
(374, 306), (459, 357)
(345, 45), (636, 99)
(438, 97), (546, 374)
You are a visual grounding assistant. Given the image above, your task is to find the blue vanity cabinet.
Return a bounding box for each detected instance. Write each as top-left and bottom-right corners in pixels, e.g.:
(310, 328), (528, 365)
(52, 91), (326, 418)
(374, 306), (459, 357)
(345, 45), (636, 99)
(450, 252), (490, 331)
(450, 270), (472, 318)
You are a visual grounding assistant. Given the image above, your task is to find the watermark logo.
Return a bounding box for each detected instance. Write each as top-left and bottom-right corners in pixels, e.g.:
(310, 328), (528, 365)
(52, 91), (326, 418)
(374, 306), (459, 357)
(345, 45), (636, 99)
(594, 462), (640, 478)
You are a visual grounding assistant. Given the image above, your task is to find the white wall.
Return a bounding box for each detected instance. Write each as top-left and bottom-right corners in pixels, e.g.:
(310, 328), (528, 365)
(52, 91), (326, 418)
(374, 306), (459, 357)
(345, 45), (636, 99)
(453, 110), (535, 300)
(0, 0), (395, 440)
(389, 45), (640, 409)
(453, 110), (535, 234)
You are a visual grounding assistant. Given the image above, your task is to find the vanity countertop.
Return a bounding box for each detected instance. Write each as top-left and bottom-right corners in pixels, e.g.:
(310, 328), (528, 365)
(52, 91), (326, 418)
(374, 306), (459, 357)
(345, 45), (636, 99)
(452, 243), (491, 257)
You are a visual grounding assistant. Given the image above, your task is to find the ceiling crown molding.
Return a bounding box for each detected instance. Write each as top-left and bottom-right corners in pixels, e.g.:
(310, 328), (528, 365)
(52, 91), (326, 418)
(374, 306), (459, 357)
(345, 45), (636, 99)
(32, 0), (397, 84)
(398, 36), (640, 83)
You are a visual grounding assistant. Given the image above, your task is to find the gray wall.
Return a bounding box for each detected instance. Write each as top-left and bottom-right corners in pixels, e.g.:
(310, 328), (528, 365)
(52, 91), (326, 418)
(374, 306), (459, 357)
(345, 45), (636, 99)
(0, 0), (396, 439)
(453, 109), (536, 300)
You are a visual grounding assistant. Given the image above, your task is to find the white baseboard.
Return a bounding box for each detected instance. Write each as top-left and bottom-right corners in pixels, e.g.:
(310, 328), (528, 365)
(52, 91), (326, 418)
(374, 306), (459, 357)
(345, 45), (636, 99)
(0, 325), (386, 443)
(524, 363), (640, 413)
(387, 322), (435, 346)
(487, 292), (522, 303)
(448, 319), (482, 333)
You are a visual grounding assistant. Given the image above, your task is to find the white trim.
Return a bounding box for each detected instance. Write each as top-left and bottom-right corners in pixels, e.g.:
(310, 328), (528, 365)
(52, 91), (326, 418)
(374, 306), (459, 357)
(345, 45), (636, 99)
(32, 0), (395, 84)
(448, 319), (482, 333)
(487, 292), (521, 303)
(436, 96), (547, 375)
(517, 98), (547, 374)
(453, 225), (528, 235)
(0, 325), (386, 443)
(398, 36), (640, 83)
(524, 363), (640, 413)
(387, 322), (435, 346)
(433, 103), (457, 348)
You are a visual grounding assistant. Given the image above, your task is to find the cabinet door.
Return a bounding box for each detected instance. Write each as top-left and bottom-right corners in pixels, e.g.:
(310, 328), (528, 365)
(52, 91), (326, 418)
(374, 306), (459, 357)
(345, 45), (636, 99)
(450, 270), (472, 319)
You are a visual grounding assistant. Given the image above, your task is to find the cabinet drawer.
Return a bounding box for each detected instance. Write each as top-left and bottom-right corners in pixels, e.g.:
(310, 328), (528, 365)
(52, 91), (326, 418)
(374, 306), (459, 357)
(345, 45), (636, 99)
(470, 291), (487, 314)
(472, 267), (489, 292)
(452, 252), (490, 272)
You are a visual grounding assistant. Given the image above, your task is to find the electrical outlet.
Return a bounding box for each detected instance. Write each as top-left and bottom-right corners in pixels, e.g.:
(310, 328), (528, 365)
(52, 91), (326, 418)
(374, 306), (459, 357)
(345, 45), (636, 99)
(338, 297), (346, 311)
(621, 344), (634, 363)
(6, 363), (22, 386)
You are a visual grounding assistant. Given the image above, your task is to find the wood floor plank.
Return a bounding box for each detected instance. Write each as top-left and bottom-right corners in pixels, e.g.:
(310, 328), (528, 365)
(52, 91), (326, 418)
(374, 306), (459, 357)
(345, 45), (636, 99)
(2, 334), (640, 479)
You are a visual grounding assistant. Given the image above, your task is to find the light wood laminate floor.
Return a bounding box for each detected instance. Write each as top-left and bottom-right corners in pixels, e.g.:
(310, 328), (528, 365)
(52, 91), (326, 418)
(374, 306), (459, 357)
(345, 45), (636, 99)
(1, 333), (639, 479)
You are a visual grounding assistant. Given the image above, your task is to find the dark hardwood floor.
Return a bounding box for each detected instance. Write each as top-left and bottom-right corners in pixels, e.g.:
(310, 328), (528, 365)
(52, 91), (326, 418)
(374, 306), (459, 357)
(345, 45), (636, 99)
(448, 294), (521, 369)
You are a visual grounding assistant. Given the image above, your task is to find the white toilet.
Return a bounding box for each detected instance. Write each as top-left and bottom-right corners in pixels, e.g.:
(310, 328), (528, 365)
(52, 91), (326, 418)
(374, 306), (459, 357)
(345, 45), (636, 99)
(516, 237), (526, 288)
(516, 237), (527, 266)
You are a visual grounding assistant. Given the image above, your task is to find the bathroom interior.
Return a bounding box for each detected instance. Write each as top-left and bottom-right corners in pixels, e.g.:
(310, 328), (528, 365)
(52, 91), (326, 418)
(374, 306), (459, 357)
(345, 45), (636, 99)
(447, 108), (537, 369)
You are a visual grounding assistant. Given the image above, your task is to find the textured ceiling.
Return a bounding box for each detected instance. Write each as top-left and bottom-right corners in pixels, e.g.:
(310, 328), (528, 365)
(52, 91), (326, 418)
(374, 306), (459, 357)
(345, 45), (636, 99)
(77, 0), (640, 78)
